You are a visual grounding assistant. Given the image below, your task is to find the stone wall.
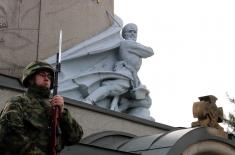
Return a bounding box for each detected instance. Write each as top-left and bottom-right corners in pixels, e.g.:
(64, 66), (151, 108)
(0, 87), (172, 138)
(66, 103), (168, 138)
(0, 0), (114, 77)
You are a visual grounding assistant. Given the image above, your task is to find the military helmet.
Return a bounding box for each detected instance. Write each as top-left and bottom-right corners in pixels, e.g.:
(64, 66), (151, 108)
(21, 61), (55, 89)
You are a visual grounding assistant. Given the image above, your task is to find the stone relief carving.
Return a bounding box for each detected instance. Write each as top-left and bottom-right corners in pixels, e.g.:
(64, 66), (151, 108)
(46, 17), (154, 121)
(0, 4), (8, 42)
(0, 0), (18, 29)
(0, 0), (37, 76)
(0, 17), (7, 29)
(0, 0), (34, 49)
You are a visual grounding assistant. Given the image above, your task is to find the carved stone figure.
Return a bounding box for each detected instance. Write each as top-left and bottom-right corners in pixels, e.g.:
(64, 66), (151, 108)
(84, 23), (154, 120)
(192, 95), (227, 138)
(46, 19), (154, 121)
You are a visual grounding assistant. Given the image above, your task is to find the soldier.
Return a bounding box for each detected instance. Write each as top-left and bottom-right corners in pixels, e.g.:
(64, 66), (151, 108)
(0, 61), (83, 154)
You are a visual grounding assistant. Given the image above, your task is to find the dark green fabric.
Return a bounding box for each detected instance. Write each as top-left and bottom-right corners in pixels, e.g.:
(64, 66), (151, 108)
(0, 86), (83, 155)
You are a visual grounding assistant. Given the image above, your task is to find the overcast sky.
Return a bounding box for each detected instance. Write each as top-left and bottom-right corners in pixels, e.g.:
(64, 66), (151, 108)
(115, 0), (235, 128)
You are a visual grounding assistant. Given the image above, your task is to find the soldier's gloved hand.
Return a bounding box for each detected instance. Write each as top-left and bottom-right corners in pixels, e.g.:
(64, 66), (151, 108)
(50, 95), (64, 113)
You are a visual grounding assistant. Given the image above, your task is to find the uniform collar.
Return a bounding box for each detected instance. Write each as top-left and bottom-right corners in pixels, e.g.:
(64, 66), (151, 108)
(26, 84), (51, 99)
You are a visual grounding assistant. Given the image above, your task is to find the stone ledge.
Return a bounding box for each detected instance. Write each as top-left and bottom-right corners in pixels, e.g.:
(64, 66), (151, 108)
(0, 73), (175, 132)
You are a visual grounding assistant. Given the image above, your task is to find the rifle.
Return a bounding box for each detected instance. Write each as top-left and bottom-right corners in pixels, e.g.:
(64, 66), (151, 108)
(50, 30), (62, 155)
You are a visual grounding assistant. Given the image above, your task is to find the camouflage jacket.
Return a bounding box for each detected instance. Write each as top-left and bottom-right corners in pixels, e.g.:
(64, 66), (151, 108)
(0, 88), (83, 155)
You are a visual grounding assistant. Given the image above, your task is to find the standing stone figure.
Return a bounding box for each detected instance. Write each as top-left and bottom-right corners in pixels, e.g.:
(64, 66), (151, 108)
(85, 23), (154, 120)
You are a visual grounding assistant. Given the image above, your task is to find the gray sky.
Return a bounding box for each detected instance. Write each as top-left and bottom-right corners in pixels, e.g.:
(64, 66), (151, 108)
(115, 0), (235, 127)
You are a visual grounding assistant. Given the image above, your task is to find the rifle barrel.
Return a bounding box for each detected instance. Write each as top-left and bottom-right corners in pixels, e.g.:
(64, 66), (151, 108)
(51, 30), (62, 155)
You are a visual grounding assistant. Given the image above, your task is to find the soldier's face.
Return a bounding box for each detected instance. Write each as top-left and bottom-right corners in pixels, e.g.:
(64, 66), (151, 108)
(34, 71), (52, 89)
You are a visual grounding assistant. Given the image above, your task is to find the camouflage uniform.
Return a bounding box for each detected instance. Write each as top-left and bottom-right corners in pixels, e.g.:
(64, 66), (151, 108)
(0, 61), (83, 155)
